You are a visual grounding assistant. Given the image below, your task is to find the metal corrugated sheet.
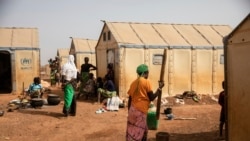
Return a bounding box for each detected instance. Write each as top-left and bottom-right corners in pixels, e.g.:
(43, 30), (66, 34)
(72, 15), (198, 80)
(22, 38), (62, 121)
(0, 27), (38, 48)
(105, 22), (232, 48)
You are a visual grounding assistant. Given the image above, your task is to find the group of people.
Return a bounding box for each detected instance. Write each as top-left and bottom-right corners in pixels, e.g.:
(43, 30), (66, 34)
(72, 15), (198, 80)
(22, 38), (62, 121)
(125, 64), (226, 140)
(61, 55), (117, 117)
(28, 54), (225, 141)
(76, 57), (116, 101)
(28, 55), (78, 116)
(48, 56), (61, 87)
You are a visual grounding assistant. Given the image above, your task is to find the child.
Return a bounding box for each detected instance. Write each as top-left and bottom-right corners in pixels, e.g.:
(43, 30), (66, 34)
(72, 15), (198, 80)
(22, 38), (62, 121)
(218, 81), (225, 138)
(82, 73), (96, 99)
(28, 77), (44, 98)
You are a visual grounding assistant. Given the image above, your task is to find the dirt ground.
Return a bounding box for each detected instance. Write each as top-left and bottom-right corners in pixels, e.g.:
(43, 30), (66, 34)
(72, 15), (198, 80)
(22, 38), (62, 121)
(0, 84), (224, 141)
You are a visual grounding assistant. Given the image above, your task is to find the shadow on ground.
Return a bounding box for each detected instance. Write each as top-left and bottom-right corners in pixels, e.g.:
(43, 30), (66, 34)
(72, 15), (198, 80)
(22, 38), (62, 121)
(17, 108), (64, 119)
(148, 130), (222, 141)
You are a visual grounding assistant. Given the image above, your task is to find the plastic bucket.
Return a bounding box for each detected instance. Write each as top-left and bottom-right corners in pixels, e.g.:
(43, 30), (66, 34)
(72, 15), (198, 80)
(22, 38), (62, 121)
(156, 132), (170, 141)
(147, 111), (158, 130)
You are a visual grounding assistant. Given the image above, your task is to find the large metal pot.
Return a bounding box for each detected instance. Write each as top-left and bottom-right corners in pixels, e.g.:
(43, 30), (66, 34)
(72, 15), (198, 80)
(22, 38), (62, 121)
(30, 98), (44, 108)
(47, 94), (61, 105)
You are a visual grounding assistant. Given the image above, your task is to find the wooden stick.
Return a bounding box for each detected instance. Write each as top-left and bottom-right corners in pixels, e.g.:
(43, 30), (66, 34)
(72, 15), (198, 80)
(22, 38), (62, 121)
(156, 49), (167, 120)
(174, 117), (197, 120)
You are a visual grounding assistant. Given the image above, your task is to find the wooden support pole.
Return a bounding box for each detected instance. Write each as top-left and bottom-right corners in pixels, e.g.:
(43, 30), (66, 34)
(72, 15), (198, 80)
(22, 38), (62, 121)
(156, 49), (167, 120)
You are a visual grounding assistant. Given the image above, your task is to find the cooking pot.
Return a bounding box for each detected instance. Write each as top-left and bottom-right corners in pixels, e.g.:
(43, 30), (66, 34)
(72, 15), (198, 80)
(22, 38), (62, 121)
(30, 98), (44, 108)
(164, 108), (172, 115)
(47, 94), (61, 105)
(156, 132), (170, 141)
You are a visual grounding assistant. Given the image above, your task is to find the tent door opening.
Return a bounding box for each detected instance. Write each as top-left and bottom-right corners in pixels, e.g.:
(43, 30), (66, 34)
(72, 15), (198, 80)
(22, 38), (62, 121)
(0, 51), (12, 93)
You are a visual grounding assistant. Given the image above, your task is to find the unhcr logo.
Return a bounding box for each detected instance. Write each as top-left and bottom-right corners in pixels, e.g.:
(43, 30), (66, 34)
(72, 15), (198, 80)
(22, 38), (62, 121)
(21, 58), (32, 66)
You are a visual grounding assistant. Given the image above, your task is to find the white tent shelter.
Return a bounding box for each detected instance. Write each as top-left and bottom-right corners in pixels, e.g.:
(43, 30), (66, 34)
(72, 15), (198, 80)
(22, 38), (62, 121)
(96, 21), (232, 98)
(224, 13), (250, 141)
(0, 27), (40, 94)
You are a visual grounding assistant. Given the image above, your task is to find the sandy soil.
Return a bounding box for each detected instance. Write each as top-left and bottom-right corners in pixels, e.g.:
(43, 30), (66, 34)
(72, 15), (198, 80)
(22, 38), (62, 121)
(0, 85), (223, 141)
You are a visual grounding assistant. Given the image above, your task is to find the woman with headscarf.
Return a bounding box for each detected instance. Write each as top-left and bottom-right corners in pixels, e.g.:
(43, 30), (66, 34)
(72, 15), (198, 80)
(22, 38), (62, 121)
(126, 64), (164, 141)
(61, 55), (77, 117)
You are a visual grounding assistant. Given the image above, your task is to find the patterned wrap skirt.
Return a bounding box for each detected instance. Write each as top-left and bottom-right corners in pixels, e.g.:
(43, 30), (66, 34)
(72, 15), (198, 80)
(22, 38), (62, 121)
(126, 105), (148, 141)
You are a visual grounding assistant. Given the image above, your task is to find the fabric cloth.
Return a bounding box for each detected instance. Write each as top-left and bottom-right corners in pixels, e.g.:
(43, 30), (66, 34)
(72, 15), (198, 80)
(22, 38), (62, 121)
(126, 105), (148, 141)
(63, 95), (76, 116)
(80, 63), (96, 93)
(83, 78), (95, 94)
(106, 96), (120, 111)
(28, 83), (42, 92)
(127, 77), (152, 114)
(50, 70), (56, 85)
(63, 83), (76, 116)
(219, 90), (225, 122)
(61, 55), (77, 116)
(104, 80), (116, 91)
(97, 88), (116, 98)
(136, 64), (148, 74)
(64, 83), (74, 109)
(28, 83), (43, 98)
(79, 72), (89, 93)
(61, 55), (77, 81)
(97, 79), (116, 99)
(81, 72), (89, 83)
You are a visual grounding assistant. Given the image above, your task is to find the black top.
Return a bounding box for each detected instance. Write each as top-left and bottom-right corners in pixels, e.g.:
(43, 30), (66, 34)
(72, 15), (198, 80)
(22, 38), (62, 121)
(81, 63), (96, 73)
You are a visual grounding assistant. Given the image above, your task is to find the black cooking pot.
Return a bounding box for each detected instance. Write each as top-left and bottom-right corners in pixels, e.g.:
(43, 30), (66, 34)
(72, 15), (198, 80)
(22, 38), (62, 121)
(156, 132), (170, 141)
(164, 108), (172, 115)
(30, 98), (44, 108)
(47, 94), (61, 105)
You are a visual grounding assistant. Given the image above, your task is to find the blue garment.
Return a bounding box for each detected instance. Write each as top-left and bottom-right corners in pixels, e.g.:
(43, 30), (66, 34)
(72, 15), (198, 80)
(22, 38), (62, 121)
(104, 80), (116, 91)
(28, 83), (42, 92)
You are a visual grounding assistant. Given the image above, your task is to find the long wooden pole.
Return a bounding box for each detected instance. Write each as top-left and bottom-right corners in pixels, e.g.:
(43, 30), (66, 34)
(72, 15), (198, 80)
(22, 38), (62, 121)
(156, 49), (167, 120)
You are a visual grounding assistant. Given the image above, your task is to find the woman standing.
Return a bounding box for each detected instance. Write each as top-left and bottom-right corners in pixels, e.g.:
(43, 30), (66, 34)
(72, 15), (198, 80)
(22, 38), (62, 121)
(126, 64), (164, 141)
(61, 55), (77, 117)
(78, 57), (97, 98)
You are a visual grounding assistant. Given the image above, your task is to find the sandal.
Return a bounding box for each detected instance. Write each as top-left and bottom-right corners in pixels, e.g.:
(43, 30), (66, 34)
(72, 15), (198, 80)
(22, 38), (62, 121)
(95, 108), (106, 114)
(95, 109), (102, 114)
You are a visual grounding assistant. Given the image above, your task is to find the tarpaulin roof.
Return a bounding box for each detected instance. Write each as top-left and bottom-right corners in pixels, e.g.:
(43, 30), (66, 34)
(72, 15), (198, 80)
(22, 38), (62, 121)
(226, 13), (250, 44)
(0, 27), (39, 48)
(105, 22), (232, 48)
(57, 48), (69, 57)
(70, 38), (97, 53)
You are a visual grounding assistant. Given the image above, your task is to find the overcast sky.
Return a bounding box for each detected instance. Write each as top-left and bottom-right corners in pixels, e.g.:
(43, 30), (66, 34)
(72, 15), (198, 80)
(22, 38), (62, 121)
(0, 0), (249, 65)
